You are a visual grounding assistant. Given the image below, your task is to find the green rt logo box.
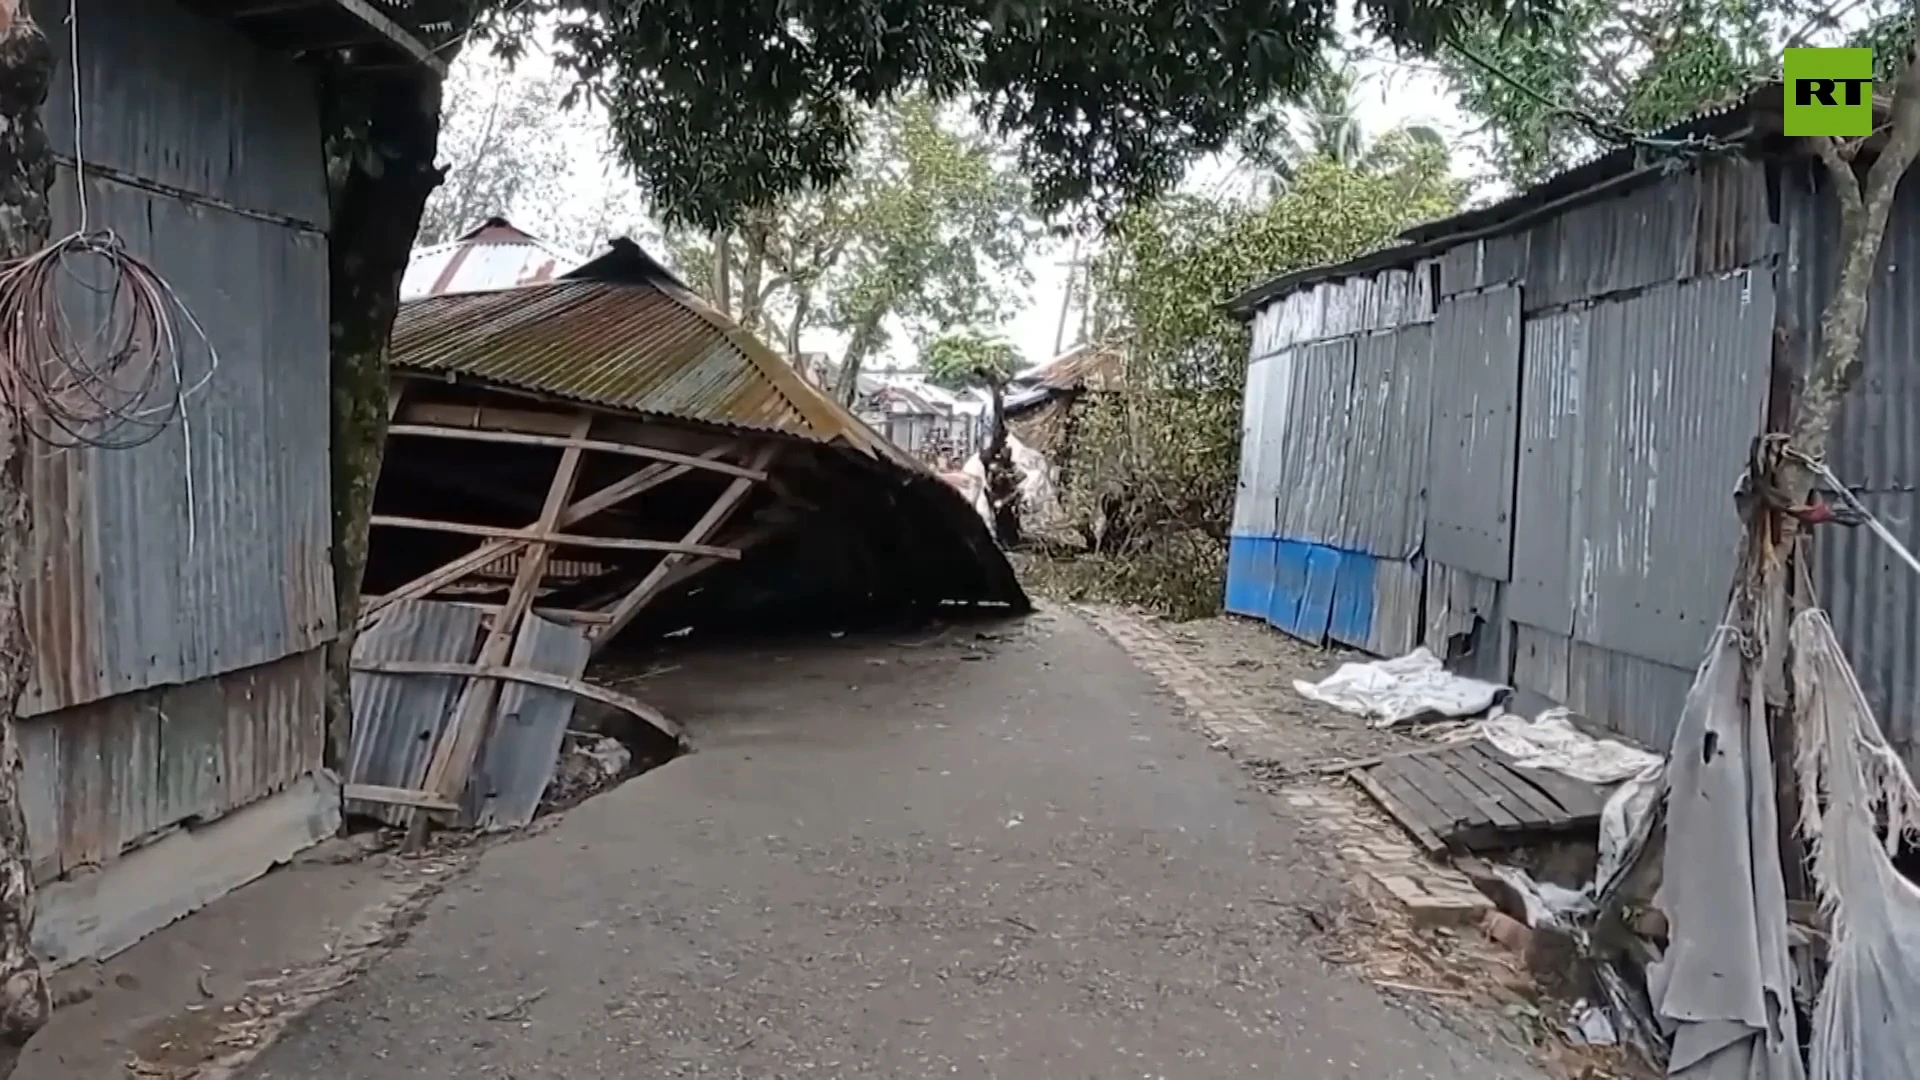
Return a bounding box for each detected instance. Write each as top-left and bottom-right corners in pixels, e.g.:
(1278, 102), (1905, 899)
(1785, 48), (1875, 136)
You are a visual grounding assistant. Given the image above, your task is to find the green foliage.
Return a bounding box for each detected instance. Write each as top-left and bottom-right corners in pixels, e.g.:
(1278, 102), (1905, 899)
(1040, 155), (1464, 616)
(657, 97), (1033, 398)
(1437, 0), (1913, 185)
(472, 0), (1556, 231)
(923, 331), (1021, 390)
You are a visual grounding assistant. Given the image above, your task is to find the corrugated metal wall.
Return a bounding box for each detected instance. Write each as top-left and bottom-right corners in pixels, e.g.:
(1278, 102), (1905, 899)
(19, 0), (333, 877)
(1234, 157), (1799, 757)
(1226, 266), (1437, 657)
(1426, 286), (1522, 581)
(1780, 162), (1920, 763)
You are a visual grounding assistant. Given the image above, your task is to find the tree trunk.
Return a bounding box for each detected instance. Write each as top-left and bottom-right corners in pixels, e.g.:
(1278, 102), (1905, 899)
(832, 309), (886, 406)
(984, 380), (1020, 546)
(0, 8), (54, 1070)
(321, 66), (452, 773)
(786, 288), (811, 367)
(709, 230), (732, 316)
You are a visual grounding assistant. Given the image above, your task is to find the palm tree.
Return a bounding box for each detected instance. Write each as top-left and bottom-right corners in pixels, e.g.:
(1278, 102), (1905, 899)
(1301, 66), (1365, 164)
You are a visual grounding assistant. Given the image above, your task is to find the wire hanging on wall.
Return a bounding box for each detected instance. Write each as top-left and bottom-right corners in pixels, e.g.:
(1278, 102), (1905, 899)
(0, 231), (214, 451)
(0, 0), (223, 554)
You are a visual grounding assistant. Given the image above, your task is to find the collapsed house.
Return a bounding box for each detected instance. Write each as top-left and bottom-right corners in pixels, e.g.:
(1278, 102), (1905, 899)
(346, 235), (1027, 827)
(19, 0), (440, 966)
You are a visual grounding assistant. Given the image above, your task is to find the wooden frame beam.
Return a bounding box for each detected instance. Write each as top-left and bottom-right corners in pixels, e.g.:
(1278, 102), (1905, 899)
(351, 659), (681, 741)
(360, 446), (733, 625)
(387, 423), (766, 481)
(329, 0), (448, 75)
(430, 601), (614, 627)
(344, 783), (459, 814)
(369, 514), (740, 560)
(592, 445), (778, 649)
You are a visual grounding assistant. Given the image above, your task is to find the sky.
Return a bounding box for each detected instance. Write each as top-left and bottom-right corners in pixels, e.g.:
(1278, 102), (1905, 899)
(444, 31), (1486, 371)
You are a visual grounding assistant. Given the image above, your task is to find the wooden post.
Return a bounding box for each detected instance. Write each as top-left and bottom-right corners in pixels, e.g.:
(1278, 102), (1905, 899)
(412, 414), (592, 841)
(594, 444), (778, 649)
(0, 6), (54, 1066)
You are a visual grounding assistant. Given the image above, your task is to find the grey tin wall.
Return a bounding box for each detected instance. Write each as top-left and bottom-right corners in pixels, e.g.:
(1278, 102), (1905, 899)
(20, 0), (334, 877)
(1454, 162), (1777, 751)
(1238, 158), (1786, 755)
(1778, 162), (1920, 764)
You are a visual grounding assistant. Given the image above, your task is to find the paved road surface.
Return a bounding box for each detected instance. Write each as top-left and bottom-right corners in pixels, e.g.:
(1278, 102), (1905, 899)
(247, 609), (1542, 1079)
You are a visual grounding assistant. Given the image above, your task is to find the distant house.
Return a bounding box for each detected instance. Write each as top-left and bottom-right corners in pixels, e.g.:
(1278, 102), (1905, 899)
(1003, 339), (1127, 477)
(23, 0), (438, 967)
(855, 374), (989, 465)
(402, 217), (588, 300)
(1223, 82), (1920, 769)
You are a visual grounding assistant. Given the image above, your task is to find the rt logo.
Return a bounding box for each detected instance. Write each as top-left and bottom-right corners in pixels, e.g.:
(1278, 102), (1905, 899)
(1784, 48), (1875, 136)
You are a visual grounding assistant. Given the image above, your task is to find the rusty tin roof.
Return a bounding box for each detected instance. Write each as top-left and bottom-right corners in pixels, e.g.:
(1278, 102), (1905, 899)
(390, 240), (911, 466)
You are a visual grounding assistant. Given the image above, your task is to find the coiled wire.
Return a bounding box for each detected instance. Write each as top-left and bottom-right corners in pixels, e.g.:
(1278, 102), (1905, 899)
(0, 229), (213, 450)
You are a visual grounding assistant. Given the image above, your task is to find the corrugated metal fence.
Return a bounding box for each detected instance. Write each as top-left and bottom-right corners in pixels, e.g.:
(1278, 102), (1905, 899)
(1229, 158), (1825, 757)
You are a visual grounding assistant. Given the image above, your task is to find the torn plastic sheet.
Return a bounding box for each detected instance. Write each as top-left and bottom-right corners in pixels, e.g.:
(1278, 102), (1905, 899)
(1790, 610), (1920, 1080)
(1650, 623), (1803, 1080)
(1292, 647), (1506, 727)
(1447, 709), (1663, 786)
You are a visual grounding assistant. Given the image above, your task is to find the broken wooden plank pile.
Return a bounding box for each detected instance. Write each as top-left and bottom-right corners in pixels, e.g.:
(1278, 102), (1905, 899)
(1345, 740), (1611, 856)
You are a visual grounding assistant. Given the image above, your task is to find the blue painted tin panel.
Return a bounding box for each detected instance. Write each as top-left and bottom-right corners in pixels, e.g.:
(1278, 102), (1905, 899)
(1328, 553), (1377, 650)
(1296, 547), (1340, 644)
(1224, 536), (1274, 617)
(1268, 541), (1310, 637)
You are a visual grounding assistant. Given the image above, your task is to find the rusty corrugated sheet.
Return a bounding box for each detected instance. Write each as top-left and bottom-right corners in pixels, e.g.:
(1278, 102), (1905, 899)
(1574, 270), (1771, 671)
(470, 615), (593, 831)
(43, 0), (328, 227)
(17, 647), (326, 885)
(22, 4), (334, 720)
(20, 166), (335, 718)
(346, 601), (487, 828)
(391, 274), (911, 467)
(1781, 162), (1920, 764)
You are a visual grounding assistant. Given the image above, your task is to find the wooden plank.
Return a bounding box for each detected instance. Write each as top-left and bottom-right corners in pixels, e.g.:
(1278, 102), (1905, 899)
(359, 448), (733, 624)
(1511, 764), (1609, 819)
(399, 401), (584, 437)
(432, 601), (614, 626)
(1348, 769), (1447, 856)
(333, 0), (449, 75)
(1446, 745), (1559, 830)
(369, 515), (740, 559)
(351, 660), (681, 741)
(594, 444), (778, 648)
(387, 424), (767, 480)
(1460, 742), (1577, 824)
(1382, 754), (1481, 835)
(1364, 761), (1458, 840)
(1479, 742), (1609, 818)
(1420, 747), (1527, 832)
(343, 783), (459, 814)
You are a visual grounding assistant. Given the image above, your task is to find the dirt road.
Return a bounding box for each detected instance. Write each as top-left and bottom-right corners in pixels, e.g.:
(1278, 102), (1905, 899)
(245, 607), (1543, 1079)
